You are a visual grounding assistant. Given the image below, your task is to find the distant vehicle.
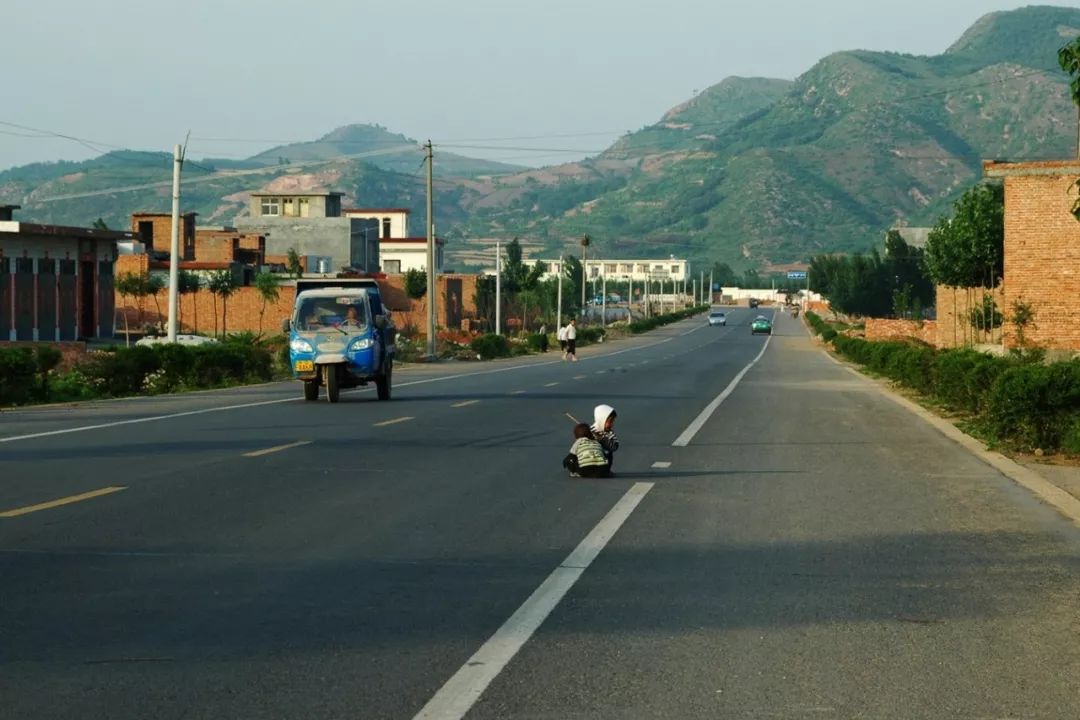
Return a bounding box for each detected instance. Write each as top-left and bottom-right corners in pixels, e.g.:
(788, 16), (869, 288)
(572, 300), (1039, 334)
(283, 279), (395, 403)
(751, 315), (772, 335)
(748, 298), (760, 308)
(707, 311), (727, 327)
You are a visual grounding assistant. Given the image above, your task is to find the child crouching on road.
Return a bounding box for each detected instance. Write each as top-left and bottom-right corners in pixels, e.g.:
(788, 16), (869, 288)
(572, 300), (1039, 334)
(563, 423), (611, 478)
(591, 404), (619, 473)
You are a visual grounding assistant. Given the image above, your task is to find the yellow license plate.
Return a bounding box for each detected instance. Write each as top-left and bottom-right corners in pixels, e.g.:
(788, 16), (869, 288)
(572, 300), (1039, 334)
(294, 360), (314, 372)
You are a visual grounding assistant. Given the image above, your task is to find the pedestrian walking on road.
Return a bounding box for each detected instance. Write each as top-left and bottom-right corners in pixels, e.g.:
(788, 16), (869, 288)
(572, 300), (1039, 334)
(565, 319), (578, 362)
(557, 322), (568, 360)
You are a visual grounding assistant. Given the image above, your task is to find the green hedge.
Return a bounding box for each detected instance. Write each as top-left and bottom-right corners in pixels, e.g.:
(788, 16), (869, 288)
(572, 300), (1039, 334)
(470, 333), (512, 359)
(629, 305), (709, 334)
(807, 313), (1080, 454)
(0, 347), (38, 406)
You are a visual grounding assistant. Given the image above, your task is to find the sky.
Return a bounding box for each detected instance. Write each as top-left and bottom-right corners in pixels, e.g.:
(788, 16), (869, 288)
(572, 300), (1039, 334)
(0, 0), (1057, 172)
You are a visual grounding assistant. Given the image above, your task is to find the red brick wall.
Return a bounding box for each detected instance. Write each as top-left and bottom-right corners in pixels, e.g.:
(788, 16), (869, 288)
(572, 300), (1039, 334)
(114, 273), (483, 337)
(1000, 172), (1080, 349)
(865, 319), (938, 345)
(934, 285), (1005, 348)
(193, 233), (237, 263)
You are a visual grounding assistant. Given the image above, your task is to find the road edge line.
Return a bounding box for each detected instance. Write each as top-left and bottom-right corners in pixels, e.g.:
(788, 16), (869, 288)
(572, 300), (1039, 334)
(411, 482), (654, 720)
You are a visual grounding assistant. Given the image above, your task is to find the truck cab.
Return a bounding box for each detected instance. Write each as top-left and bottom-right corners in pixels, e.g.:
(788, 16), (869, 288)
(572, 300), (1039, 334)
(283, 279), (395, 403)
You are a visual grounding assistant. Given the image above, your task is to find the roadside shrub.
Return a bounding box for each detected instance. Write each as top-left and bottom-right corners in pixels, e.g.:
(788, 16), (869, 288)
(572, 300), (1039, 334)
(576, 327), (605, 345)
(525, 333), (548, 352)
(985, 362), (1080, 452)
(0, 347), (37, 405)
(80, 346), (161, 397)
(470, 333), (511, 359)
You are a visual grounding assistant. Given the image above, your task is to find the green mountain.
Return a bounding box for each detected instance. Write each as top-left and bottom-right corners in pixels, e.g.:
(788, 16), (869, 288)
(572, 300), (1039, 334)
(247, 124), (525, 177)
(451, 5), (1080, 269)
(2, 6), (1078, 271)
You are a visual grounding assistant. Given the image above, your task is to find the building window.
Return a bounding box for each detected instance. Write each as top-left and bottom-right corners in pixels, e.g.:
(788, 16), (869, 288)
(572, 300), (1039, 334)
(671, 264), (679, 274)
(282, 198), (296, 217)
(620, 263), (633, 273)
(604, 263), (617, 273)
(299, 198), (310, 217)
(260, 198), (280, 216)
(382, 218), (392, 238)
(637, 264), (648, 273)
(384, 259), (401, 274)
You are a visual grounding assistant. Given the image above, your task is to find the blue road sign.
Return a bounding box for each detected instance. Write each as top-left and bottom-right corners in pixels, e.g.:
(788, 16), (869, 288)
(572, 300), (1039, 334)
(787, 271), (807, 280)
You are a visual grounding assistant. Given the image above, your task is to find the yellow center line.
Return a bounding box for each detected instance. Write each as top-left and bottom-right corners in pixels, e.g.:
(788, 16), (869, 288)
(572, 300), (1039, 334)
(243, 440), (312, 458)
(374, 416), (415, 427)
(545, 382), (560, 387)
(451, 400), (480, 408)
(0, 486), (127, 518)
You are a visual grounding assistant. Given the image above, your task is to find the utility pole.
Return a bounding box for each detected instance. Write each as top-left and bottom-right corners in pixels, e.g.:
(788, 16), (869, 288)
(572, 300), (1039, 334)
(709, 270), (713, 307)
(580, 234), (590, 317)
(495, 239), (501, 335)
(166, 143), (185, 342)
(601, 269), (607, 330)
(425, 141), (436, 359)
(556, 254), (563, 328)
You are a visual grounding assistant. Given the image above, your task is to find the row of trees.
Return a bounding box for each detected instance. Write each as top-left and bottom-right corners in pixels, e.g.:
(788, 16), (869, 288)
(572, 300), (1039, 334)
(116, 269), (282, 340)
(809, 231), (936, 319)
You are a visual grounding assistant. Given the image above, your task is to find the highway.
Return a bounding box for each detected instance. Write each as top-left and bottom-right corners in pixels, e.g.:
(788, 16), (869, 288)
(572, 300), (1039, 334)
(3, 308), (1079, 719)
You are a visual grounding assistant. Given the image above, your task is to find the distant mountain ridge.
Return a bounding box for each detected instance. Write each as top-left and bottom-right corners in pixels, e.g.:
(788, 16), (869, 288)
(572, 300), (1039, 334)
(1, 5), (1078, 270)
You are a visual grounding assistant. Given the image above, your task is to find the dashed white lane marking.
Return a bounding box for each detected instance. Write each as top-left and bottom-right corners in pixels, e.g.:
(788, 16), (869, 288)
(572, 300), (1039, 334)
(509, 390), (526, 395)
(412, 482), (654, 720)
(573, 375), (587, 380)
(451, 400), (480, 408)
(651, 461), (672, 469)
(243, 440), (311, 457)
(373, 416), (414, 427)
(544, 382), (559, 387)
(595, 370), (605, 374)
(673, 335), (773, 447)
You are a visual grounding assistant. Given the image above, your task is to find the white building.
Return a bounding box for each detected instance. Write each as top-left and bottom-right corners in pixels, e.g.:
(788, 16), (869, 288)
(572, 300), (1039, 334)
(342, 208), (410, 240)
(537, 257), (689, 283)
(378, 237), (445, 274)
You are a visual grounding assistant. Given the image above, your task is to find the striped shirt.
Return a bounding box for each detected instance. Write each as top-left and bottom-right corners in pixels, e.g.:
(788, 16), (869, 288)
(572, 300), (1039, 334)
(569, 437), (607, 468)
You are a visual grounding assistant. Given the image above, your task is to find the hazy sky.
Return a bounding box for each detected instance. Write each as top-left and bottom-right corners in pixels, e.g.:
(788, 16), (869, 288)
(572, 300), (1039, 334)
(0, 0), (1052, 172)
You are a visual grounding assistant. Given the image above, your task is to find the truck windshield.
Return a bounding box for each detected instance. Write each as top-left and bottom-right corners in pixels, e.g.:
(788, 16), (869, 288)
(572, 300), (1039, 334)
(297, 297), (368, 332)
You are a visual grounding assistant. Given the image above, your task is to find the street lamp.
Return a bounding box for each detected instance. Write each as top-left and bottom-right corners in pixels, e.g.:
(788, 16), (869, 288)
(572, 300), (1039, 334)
(580, 234), (590, 317)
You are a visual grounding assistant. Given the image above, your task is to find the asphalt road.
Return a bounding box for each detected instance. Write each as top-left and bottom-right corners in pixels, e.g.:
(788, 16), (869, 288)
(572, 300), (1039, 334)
(2, 308), (1079, 719)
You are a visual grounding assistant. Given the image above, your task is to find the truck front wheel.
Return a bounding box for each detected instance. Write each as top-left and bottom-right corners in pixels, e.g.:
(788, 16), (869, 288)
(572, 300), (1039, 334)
(324, 365), (341, 403)
(376, 359), (392, 401)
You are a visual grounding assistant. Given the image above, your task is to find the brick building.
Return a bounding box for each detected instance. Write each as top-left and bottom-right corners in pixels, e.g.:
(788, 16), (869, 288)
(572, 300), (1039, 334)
(1, 206), (134, 341)
(132, 212), (197, 259)
(983, 160), (1080, 350)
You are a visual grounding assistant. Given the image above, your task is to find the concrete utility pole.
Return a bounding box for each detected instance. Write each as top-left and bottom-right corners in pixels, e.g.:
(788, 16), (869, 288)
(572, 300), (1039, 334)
(601, 269), (607, 330)
(166, 143), (184, 342)
(699, 270), (705, 305)
(425, 141), (436, 359)
(495, 239), (501, 335)
(709, 270), (714, 307)
(580, 234), (590, 315)
(556, 254), (563, 327)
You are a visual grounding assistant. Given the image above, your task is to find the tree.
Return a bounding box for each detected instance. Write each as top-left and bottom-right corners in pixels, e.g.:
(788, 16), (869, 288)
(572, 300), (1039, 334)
(146, 274), (166, 332)
(114, 272), (143, 346)
(1059, 37), (1080, 160)
(177, 270), (201, 333)
(404, 268), (427, 299)
(710, 262), (739, 287)
(286, 247), (304, 279)
(207, 270), (238, 337)
(254, 272), (280, 335)
(91, 218), (109, 230)
(924, 183), (1004, 289)
(562, 255), (584, 316)
(924, 183), (1004, 345)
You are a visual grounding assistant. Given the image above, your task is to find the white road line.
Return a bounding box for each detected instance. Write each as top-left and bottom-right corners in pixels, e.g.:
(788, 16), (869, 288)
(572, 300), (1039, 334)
(451, 400), (480, 408)
(243, 440), (311, 458)
(373, 416), (414, 427)
(651, 461), (672, 469)
(672, 336), (772, 447)
(573, 375), (587, 380)
(412, 482), (654, 720)
(509, 390), (526, 395)
(595, 370), (605, 374)
(544, 382), (559, 387)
